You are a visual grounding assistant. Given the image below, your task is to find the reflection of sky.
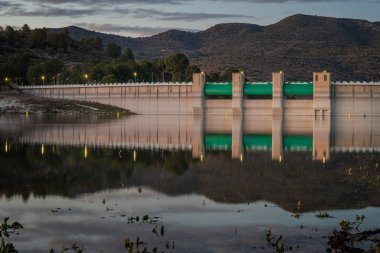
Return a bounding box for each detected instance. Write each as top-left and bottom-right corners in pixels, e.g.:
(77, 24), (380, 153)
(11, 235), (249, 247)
(0, 1), (379, 37)
(1, 187), (380, 252)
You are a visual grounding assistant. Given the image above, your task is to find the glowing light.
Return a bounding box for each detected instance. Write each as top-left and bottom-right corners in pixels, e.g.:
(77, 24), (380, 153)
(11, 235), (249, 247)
(133, 72), (137, 77)
(5, 141), (8, 153)
(4, 77), (9, 82)
(41, 75), (45, 81)
(279, 155), (282, 163)
(348, 113), (352, 119)
(240, 154), (243, 162)
(84, 74), (89, 79)
(240, 71), (244, 74)
(323, 156), (326, 164)
(200, 152), (204, 162)
(84, 146), (88, 159)
(133, 150), (137, 162)
(297, 200), (302, 211)
(25, 111), (29, 117)
(41, 144), (45, 155)
(117, 112), (120, 119)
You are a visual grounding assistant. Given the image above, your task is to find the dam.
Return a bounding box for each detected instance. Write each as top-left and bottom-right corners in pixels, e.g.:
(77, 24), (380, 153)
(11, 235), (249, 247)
(20, 72), (380, 116)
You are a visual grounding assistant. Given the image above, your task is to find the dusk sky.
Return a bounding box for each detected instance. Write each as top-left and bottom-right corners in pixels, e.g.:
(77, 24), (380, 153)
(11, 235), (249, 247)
(0, 0), (379, 37)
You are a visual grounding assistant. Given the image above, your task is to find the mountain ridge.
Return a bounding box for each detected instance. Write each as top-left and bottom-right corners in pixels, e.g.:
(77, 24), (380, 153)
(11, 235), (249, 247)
(55, 14), (380, 80)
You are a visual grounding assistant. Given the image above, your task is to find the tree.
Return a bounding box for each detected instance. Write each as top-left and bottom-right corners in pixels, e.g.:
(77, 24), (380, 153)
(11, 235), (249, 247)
(185, 65), (201, 81)
(101, 74), (117, 83)
(21, 24), (31, 37)
(48, 31), (71, 52)
(220, 67), (239, 82)
(27, 64), (44, 85)
(80, 37), (103, 52)
(121, 48), (135, 62)
(30, 28), (47, 48)
(154, 59), (167, 82)
(4, 26), (18, 46)
(106, 43), (121, 58)
(207, 72), (220, 82)
(164, 53), (190, 82)
(44, 58), (64, 83)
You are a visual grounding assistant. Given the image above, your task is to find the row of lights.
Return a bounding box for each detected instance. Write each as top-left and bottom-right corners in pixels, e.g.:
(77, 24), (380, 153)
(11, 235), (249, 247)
(3, 72), (139, 85)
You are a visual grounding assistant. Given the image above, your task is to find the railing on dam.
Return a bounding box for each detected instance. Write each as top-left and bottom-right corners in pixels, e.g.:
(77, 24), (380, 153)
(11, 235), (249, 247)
(20, 82), (193, 89)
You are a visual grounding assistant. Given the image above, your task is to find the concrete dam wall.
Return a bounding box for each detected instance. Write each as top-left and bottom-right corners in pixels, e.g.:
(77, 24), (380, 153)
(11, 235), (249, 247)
(20, 72), (380, 116)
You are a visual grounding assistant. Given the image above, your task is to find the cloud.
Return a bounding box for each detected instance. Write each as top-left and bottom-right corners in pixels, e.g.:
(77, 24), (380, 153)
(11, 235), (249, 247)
(1, 3), (253, 21)
(3, 6), (100, 17)
(74, 22), (197, 37)
(0, 1), (21, 7)
(18, 0), (189, 5)
(123, 9), (254, 21)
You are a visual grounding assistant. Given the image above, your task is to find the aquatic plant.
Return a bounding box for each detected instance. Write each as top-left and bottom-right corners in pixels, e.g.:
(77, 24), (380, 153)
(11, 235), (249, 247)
(50, 243), (85, 253)
(327, 215), (380, 253)
(0, 218), (23, 253)
(315, 212), (334, 219)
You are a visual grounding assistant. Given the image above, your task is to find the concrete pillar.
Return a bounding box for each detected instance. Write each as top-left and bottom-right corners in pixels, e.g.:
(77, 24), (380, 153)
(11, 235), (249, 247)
(272, 115), (283, 162)
(232, 72), (244, 116)
(192, 73), (205, 114)
(232, 115), (244, 160)
(313, 72), (331, 117)
(272, 72), (284, 116)
(192, 114), (205, 159)
(313, 113), (331, 163)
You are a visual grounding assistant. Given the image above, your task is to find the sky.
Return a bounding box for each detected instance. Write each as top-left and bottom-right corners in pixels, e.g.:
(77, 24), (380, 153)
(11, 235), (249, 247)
(0, 0), (379, 37)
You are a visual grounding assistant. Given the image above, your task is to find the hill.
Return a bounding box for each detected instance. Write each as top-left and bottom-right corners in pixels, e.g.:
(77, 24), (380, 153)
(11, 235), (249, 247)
(59, 14), (380, 81)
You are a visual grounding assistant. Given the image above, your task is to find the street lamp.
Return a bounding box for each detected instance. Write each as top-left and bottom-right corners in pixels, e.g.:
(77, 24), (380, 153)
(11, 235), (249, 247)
(133, 72), (137, 83)
(4, 77), (9, 83)
(84, 74), (89, 84)
(41, 75), (45, 85)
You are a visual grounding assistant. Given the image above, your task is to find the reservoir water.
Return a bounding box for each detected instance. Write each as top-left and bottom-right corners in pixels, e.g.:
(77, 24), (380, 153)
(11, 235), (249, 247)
(0, 114), (379, 252)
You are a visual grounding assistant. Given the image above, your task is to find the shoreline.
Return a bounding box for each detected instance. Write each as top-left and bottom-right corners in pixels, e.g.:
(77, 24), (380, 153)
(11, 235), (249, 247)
(0, 91), (133, 115)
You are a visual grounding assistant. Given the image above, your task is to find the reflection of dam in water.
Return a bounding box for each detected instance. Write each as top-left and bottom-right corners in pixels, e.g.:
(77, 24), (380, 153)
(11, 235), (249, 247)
(5, 114), (380, 162)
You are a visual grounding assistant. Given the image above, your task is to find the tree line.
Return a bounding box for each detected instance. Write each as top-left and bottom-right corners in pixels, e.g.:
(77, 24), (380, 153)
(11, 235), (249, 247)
(0, 24), (237, 86)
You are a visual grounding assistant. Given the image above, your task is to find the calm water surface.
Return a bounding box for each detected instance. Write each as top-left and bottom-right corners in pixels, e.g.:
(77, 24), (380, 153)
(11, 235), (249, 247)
(0, 114), (379, 252)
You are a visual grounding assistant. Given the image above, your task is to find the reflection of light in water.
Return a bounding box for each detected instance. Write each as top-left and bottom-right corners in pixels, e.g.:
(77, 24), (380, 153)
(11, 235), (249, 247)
(133, 150), (137, 162)
(25, 111), (29, 117)
(225, 112), (228, 119)
(240, 154), (243, 162)
(41, 144), (45, 155)
(84, 146), (88, 159)
(116, 112), (120, 119)
(200, 152), (204, 162)
(5, 141), (8, 153)
(279, 155), (282, 163)
(323, 156), (326, 164)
